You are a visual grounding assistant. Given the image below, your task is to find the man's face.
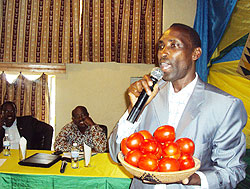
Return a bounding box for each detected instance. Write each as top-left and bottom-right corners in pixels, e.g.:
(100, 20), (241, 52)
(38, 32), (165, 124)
(2, 103), (16, 127)
(157, 26), (195, 83)
(72, 107), (88, 128)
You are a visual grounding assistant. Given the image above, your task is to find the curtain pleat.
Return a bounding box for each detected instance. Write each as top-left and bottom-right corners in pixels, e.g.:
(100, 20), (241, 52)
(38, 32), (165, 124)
(0, 73), (7, 103)
(40, 0), (49, 63)
(17, 0), (27, 63)
(72, 0), (80, 64)
(0, 0), (6, 62)
(0, 72), (50, 124)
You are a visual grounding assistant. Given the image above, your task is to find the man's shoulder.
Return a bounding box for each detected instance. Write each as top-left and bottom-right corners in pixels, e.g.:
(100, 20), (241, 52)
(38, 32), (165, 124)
(98, 124), (107, 128)
(16, 116), (37, 130)
(17, 116), (36, 122)
(17, 116), (51, 127)
(197, 79), (244, 110)
(97, 124), (108, 132)
(61, 122), (75, 130)
(203, 81), (236, 99)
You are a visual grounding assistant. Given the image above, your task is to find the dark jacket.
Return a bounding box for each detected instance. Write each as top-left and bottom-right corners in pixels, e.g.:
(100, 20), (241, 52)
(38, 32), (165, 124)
(0, 116), (53, 151)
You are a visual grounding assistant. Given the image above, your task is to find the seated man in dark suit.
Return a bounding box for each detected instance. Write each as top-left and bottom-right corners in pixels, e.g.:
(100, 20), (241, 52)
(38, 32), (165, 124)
(0, 101), (53, 151)
(54, 106), (108, 153)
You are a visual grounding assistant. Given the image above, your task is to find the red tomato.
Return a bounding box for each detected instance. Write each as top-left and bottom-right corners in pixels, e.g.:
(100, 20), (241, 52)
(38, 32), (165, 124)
(175, 138), (195, 156)
(138, 130), (153, 140)
(162, 142), (181, 159)
(138, 153), (158, 171)
(155, 142), (163, 159)
(126, 132), (144, 150)
(153, 125), (175, 143)
(121, 137), (130, 156)
(178, 153), (192, 161)
(124, 149), (142, 167)
(158, 157), (180, 172)
(178, 154), (195, 170)
(139, 139), (158, 154)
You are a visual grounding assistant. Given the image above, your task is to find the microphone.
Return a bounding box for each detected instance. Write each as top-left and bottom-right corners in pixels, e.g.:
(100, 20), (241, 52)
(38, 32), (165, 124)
(127, 67), (164, 123)
(60, 160), (67, 173)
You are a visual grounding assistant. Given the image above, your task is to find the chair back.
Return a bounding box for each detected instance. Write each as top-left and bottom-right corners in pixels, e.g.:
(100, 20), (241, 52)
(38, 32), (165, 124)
(99, 124), (108, 152)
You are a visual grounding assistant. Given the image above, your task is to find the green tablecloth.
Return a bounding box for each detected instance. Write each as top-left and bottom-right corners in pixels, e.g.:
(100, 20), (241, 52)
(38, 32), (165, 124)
(237, 149), (250, 189)
(0, 174), (131, 189)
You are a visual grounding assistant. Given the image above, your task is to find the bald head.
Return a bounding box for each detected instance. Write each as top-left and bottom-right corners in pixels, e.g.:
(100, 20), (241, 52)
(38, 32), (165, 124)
(72, 106), (89, 118)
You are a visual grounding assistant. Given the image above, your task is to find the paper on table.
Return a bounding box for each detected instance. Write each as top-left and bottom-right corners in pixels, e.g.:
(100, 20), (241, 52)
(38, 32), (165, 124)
(84, 143), (91, 167)
(19, 137), (27, 160)
(0, 159), (6, 166)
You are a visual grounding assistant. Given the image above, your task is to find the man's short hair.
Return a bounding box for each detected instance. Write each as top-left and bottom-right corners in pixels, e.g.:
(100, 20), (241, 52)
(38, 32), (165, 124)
(1, 101), (17, 113)
(72, 106), (89, 117)
(170, 23), (201, 49)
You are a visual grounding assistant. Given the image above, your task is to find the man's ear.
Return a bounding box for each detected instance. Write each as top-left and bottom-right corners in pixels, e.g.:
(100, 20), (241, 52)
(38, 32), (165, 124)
(192, 47), (202, 61)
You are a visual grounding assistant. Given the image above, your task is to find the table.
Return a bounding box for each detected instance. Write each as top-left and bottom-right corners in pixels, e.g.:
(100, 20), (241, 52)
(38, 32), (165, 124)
(0, 149), (132, 189)
(1, 149), (249, 188)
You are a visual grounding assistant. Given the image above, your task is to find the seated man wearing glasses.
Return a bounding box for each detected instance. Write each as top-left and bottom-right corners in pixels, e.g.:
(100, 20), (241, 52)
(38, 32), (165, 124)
(54, 106), (107, 153)
(0, 101), (53, 151)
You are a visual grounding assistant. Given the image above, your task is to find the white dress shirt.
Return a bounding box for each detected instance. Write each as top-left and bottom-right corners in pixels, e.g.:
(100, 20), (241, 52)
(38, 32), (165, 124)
(3, 119), (21, 149)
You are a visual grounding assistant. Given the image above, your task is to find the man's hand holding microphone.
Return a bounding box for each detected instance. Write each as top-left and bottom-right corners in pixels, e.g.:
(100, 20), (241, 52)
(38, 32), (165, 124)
(127, 67), (164, 123)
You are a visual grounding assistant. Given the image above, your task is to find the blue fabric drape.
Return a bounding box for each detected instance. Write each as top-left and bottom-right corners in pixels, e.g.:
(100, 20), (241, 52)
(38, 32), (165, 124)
(193, 0), (237, 82)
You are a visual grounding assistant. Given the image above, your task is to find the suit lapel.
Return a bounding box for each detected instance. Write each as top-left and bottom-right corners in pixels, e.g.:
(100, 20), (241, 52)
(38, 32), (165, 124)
(176, 78), (205, 138)
(138, 81), (169, 133)
(16, 117), (23, 137)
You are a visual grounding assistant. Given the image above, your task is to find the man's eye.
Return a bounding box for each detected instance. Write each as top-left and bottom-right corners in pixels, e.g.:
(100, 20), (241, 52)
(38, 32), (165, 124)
(158, 44), (164, 50)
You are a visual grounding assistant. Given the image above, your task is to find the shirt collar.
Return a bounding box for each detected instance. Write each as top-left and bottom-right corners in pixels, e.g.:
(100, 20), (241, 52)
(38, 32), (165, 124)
(2, 119), (17, 130)
(169, 73), (198, 96)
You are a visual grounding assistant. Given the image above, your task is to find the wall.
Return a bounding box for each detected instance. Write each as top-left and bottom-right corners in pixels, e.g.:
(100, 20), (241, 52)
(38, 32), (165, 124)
(163, 0), (197, 31)
(55, 63), (154, 136)
(54, 0), (197, 137)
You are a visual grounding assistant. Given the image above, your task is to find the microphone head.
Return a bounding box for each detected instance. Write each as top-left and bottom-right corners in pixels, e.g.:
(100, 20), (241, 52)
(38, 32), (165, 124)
(151, 67), (164, 81)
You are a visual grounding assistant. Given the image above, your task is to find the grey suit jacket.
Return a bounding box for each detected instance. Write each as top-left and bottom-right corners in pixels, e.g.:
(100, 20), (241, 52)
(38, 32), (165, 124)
(109, 77), (247, 189)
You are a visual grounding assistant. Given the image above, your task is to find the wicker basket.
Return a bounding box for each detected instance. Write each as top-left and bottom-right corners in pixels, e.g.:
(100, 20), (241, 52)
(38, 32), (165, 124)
(118, 151), (201, 183)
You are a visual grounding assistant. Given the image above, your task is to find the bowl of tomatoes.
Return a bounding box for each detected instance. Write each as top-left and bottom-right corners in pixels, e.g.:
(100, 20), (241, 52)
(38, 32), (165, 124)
(118, 125), (201, 183)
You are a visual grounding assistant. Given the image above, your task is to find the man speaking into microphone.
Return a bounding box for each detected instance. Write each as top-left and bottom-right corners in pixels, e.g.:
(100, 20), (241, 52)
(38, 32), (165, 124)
(109, 23), (247, 189)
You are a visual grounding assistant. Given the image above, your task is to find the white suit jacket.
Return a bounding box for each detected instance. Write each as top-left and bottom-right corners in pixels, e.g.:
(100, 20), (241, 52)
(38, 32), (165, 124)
(109, 77), (247, 189)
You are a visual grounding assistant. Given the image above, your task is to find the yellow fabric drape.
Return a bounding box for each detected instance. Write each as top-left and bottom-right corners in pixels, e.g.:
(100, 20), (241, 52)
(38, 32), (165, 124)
(79, 0), (162, 64)
(0, 72), (50, 124)
(0, 0), (80, 64)
(208, 61), (250, 149)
